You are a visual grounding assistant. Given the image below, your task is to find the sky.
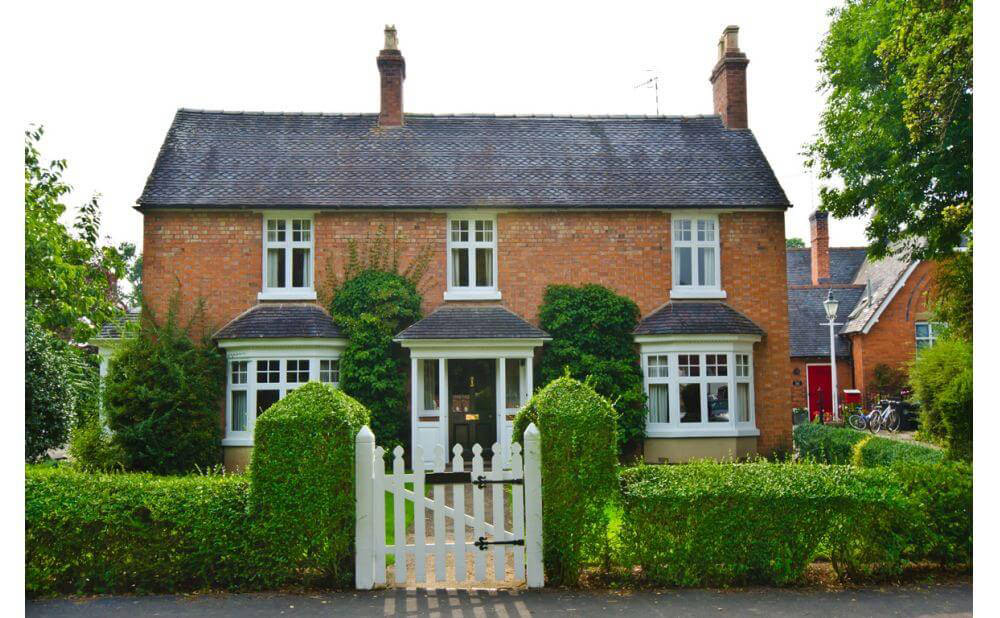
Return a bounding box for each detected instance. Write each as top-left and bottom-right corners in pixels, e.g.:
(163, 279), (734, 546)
(18, 0), (869, 252)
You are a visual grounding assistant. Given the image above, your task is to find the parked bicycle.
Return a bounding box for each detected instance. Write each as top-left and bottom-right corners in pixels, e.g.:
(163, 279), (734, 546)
(867, 399), (903, 433)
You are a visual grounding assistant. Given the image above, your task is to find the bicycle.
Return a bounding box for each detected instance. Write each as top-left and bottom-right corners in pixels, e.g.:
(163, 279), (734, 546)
(848, 408), (879, 431)
(868, 399), (902, 434)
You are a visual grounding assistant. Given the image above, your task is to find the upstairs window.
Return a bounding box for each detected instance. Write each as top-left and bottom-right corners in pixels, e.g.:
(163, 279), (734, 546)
(261, 215), (314, 299)
(446, 214), (500, 300)
(672, 215), (723, 298)
(915, 322), (945, 350)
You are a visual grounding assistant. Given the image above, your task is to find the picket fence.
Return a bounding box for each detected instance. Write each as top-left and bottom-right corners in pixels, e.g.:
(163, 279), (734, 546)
(355, 423), (543, 589)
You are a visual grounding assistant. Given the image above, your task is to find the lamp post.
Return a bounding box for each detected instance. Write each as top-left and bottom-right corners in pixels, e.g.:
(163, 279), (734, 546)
(823, 290), (841, 422)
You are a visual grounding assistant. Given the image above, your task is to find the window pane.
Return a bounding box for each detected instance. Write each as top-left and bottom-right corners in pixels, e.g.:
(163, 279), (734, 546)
(292, 248), (311, 288)
(320, 359), (340, 384)
(256, 389), (280, 417)
(292, 219), (311, 242)
(475, 219), (494, 242)
(267, 248), (286, 288)
(698, 247), (716, 286)
(647, 383), (670, 423)
(423, 359), (439, 411)
(475, 248), (493, 287)
(676, 247), (692, 286)
(287, 359), (310, 383)
(505, 358), (522, 409)
(678, 354), (700, 377)
(736, 382), (750, 423)
(708, 383), (729, 422)
(452, 248), (469, 287)
(257, 360), (280, 383)
(231, 391), (247, 432)
(267, 219), (286, 242)
(915, 323), (929, 338)
(679, 383), (702, 423)
(231, 361), (247, 384)
(674, 219), (691, 241)
(697, 219), (716, 242)
(451, 220), (469, 242)
(706, 354), (727, 377)
(736, 354), (750, 378)
(647, 355), (669, 379)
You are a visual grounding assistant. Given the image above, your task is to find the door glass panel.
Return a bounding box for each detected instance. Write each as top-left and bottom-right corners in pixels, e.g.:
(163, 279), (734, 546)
(475, 248), (493, 287)
(679, 383), (701, 423)
(505, 358), (522, 409)
(647, 383), (670, 423)
(423, 359), (439, 411)
(708, 383), (729, 422)
(451, 248), (469, 287)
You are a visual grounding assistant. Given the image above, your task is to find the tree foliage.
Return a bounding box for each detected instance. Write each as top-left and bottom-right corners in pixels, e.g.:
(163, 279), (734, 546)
(910, 337), (971, 461)
(103, 298), (224, 474)
(786, 237), (806, 248)
(933, 246), (972, 342)
(536, 284), (646, 455)
(806, 0), (972, 260)
(25, 126), (126, 342)
(25, 312), (76, 462)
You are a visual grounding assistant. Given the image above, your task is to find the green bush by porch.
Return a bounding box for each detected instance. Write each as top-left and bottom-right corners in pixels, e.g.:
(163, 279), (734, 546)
(249, 381), (370, 588)
(513, 375), (618, 586)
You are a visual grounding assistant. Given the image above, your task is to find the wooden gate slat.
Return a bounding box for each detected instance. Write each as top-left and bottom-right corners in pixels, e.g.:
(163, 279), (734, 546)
(510, 442), (525, 580)
(490, 443), (505, 581)
(412, 446), (426, 583)
(391, 445), (407, 584)
(471, 444), (486, 581)
(452, 444), (467, 583)
(432, 445), (447, 583)
(373, 446), (387, 585)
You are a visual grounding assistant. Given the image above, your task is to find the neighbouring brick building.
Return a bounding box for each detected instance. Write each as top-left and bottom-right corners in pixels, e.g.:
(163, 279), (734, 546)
(102, 25), (797, 469)
(786, 211), (939, 420)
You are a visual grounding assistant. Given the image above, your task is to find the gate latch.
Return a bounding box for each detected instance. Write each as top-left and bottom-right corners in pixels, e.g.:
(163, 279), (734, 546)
(474, 536), (525, 551)
(475, 475), (523, 489)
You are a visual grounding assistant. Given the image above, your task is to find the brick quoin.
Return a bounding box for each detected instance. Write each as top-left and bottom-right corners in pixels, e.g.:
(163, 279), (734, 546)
(143, 208), (793, 457)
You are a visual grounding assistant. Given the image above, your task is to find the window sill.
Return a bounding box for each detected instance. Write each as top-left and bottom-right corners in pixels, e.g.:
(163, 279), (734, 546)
(258, 290), (317, 301)
(443, 289), (502, 301)
(222, 437), (254, 447)
(644, 426), (760, 439)
(670, 288), (727, 300)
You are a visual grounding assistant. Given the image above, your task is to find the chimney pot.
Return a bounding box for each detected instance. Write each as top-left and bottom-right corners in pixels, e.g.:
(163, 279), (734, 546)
(709, 25), (749, 129)
(377, 25), (405, 127)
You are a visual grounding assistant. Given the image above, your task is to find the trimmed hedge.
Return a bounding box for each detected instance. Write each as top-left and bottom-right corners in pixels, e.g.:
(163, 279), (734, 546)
(794, 423), (942, 466)
(513, 376), (618, 585)
(893, 461), (972, 566)
(26, 466), (252, 596)
(249, 382), (370, 588)
(617, 462), (910, 585)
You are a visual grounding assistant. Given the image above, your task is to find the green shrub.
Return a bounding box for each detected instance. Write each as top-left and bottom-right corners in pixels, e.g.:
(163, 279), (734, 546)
(104, 303), (224, 474)
(26, 465), (252, 596)
(67, 414), (126, 472)
(851, 434), (944, 467)
(910, 337), (972, 460)
(329, 270), (422, 449)
(513, 376), (618, 585)
(892, 461), (972, 566)
(793, 423), (867, 464)
(618, 461), (910, 585)
(25, 313), (76, 462)
(249, 382), (370, 588)
(536, 284), (646, 455)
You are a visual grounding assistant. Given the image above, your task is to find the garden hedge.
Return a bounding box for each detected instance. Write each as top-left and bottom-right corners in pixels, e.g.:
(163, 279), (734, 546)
(851, 434), (944, 467)
(793, 423), (942, 466)
(617, 460), (972, 586)
(249, 382), (370, 588)
(513, 375), (618, 585)
(26, 465), (253, 596)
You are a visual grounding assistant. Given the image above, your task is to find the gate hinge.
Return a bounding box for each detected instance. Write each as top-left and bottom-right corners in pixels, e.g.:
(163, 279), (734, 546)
(474, 536), (525, 551)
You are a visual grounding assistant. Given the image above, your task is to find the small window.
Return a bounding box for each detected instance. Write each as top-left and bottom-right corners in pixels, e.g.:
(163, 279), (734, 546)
(678, 354), (700, 377)
(679, 383), (702, 423)
(736, 382), (751, 423)
(287, 359), (310, 383)
(447, 215), (499, 298)
(231, 391), (248, 432)
(708, 383), (729, 422)
(231, 361), (248, 385)
(257, 360), (280, 384)
(736, 354), (750, 378)
(647, 355), (670, 378)
(915, 321), (945, 350)
(320, 359), (340, 385)
(647, 383), (670, 423)
(673, 216), (721, 294)
(263, 216), (314, 295)
(705, 354), (727, 377)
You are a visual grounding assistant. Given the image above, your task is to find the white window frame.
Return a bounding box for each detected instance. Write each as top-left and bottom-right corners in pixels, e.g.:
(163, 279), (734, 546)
(915, 321), (945, 350)
(670, 213), (726, 300)
(219, 339), (345, 446)
(637, 336), (759, 438)
(259, 212), (317, 301)
(444, 212), (501, 301)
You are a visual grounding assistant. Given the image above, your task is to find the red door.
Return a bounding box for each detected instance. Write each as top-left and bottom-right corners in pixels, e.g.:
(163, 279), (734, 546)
(807, 365), (833, 421)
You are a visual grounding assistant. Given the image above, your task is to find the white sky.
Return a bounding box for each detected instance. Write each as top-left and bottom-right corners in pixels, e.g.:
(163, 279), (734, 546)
(18, 0), (870, 252)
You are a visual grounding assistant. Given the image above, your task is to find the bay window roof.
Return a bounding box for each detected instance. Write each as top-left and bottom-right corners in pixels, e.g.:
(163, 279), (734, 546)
(635, 302), (764, 337)
(214, 304), (343, 340)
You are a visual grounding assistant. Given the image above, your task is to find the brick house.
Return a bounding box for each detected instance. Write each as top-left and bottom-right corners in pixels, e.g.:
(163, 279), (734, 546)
(787, 211), (939, 419)
(105, 25), (796, 469)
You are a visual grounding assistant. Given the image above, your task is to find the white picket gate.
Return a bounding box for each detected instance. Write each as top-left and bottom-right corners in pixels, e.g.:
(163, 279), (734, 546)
(355, 423), (543, 589)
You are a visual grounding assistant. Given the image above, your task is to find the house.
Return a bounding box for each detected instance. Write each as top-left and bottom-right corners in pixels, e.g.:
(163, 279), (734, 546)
(103, 25), (795, 469)
(787, 211), (939, 419)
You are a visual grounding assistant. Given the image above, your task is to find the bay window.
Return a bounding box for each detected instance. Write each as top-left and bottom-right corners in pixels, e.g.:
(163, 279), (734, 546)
(641, 344), (758, 437)
(260, 214), (315, 300)
(671, 214), (724, 299)
(446, 214), (500, 300)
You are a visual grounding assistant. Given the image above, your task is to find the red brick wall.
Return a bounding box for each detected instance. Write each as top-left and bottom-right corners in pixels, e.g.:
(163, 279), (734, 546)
(143, 208), (793, 455)
(850, 261), (937, 400)
(789, 357), (855, 410)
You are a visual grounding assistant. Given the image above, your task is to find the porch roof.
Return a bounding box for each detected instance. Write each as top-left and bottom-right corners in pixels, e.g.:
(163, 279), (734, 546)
(396, 306), (549, 340)
(634, 302), (764, 337)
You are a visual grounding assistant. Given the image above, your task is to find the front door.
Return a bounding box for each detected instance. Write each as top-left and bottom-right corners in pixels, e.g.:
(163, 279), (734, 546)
(448, 359), (497, 454)
(807, 364), (832, 421)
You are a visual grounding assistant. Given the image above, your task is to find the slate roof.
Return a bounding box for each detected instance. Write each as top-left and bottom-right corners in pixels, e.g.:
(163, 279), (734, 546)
(786, 247), (869, 286)
(841, 254), (915, 334)
(213, 304), (344, 340)
(395, 306), (549, 340)
(96, 310), (140, 340)
(634, 302), (764, 337)
(137, 110), (791, 210)
(787, 287), (866, 357)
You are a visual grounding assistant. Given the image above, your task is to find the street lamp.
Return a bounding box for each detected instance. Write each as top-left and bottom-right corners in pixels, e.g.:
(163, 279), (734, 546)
(823, 290), (840, 422)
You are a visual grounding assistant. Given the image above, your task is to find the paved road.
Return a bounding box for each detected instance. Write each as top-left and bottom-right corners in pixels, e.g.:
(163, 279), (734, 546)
(27, 583), (972, 617)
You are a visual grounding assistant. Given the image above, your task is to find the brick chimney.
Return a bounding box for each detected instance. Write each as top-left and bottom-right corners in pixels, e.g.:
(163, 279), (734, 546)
(709, 26), (749, 129)
(810, 210), (831, 285)
(377, 25), (405, 127)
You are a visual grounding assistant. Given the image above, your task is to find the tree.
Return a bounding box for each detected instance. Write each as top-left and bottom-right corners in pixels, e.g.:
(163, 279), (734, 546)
(805, 0), (971, 260)
(25, 126), (126, 342)
(933, 246), (972, 342)
(536, 284), (646, 456)
(118, 242), (143, 308)
(786, 238), (806, 248)
(25, 312), (76, 461)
